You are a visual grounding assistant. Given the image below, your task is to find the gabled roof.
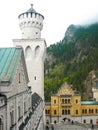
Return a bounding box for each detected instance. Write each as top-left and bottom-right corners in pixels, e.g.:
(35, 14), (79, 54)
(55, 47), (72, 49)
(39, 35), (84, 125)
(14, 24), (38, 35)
(0, 47), (28, 85)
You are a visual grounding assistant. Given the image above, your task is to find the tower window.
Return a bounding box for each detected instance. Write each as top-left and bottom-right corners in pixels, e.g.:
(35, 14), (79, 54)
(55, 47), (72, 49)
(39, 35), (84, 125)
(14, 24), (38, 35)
(19, 73), (20, 83)
(34, 76), (36, 80)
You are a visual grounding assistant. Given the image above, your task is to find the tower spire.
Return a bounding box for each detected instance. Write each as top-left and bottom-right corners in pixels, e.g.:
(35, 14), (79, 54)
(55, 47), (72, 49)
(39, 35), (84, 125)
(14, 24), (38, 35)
(31, 4), (33, 8)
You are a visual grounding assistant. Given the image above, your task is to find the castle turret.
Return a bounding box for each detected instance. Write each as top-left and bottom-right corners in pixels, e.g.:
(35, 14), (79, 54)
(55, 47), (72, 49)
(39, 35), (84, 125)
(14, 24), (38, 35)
(13, 4), (46, 100)
(18, 4), (44, 39)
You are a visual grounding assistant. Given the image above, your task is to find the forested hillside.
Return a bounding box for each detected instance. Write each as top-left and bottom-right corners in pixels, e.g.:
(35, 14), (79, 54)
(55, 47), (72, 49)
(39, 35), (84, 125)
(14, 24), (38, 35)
(44, 23), (98, 101)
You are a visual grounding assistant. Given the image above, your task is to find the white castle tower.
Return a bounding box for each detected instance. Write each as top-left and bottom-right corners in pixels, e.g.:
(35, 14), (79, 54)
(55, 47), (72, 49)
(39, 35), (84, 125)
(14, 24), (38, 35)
(13, 4), (46, 100)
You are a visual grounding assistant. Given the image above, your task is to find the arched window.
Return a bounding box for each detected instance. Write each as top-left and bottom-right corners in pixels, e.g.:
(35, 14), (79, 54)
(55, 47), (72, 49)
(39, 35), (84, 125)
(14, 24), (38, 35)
(65, 110), (67, 114)
(54, 110), (57, 115)
(0, 118), (3, 130)
(83, 119), (86, 123)
(25, 46), (32, 60)
(65, 99), (67, 104)
(54, 120), (57, 124)
(35, 45), (40, 59)
(45, 110), (47, 114)
(62, 99), (64, 104)
(68, 110), (70, 115)
(54, 100), (56, 104)
(85, 109), (87, 114)
(62, 110), (64, 115)
(10, 110), (14, 126)
(76, 99), (78, 103)
(68, 99), (70, 104)
(76, 110), (78, 115)
(48, 110), (50, 114)
(90, 119), (93, 124)
(18, 106), (21, 120)
(24, 102), (26, 113)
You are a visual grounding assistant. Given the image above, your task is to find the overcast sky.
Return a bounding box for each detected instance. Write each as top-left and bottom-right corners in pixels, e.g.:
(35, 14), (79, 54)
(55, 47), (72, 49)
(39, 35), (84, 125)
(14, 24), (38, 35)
(0, 0), (98, 47)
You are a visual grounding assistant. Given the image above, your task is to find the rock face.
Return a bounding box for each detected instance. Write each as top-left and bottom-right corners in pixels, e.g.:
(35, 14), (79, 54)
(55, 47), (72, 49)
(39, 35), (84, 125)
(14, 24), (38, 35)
(64, 24), (77, 43)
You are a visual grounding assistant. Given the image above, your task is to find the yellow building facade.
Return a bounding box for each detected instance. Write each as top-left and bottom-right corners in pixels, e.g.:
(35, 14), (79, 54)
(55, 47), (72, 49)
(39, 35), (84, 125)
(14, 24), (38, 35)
(45, 82), (98, 124)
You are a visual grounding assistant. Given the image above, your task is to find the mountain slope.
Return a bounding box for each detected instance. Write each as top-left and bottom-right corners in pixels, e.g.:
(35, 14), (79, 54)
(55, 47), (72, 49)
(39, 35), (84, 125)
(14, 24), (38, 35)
(44, 23), (98, 101)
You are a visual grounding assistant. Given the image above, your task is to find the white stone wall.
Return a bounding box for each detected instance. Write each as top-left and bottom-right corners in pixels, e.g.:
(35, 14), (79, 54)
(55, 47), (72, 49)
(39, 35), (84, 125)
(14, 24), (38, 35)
(92, 88), (98, 101)
(0, 105), (6, 130)
(19, 12), (44, 39)
(46, 115), (98, 125)
(0, 46), (45, 130)
(13, 39), (46, 100)
(5, 59), (30, 129)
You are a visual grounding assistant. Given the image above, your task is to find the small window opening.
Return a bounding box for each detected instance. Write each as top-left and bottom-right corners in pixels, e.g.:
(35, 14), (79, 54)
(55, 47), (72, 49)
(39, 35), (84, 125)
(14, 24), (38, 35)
(19, 73), (20, 83)
(34, 76), (36, 80)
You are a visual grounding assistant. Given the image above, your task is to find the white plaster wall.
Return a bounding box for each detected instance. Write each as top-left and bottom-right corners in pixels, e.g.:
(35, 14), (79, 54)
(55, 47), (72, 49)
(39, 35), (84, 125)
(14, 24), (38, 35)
(21, 27), (41, 39)
(13, 39), (46, 100)
(19, 13), (43, 39)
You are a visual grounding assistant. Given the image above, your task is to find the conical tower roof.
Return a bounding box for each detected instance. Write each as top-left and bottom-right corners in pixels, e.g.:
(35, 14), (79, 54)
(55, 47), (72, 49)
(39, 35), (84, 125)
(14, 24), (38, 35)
(26, 4), (37, 13)
(18, 4), (44, 19)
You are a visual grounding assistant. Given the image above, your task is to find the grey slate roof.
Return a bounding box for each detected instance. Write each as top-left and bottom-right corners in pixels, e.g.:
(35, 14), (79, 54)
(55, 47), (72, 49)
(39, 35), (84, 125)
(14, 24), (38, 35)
(32, 92), (42, 109)
(27, 4), (37, 13)
(18, 4), (44, 19)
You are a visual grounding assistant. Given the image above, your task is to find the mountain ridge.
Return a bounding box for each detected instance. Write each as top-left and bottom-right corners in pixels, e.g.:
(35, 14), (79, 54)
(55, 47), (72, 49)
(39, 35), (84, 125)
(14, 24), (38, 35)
(44, 23), (98, 101)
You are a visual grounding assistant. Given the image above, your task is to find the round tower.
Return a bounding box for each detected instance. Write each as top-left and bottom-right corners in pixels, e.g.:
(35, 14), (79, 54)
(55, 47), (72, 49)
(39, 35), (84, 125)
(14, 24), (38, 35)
(18, 4), (44, 39)
(13, 4), (46, 100)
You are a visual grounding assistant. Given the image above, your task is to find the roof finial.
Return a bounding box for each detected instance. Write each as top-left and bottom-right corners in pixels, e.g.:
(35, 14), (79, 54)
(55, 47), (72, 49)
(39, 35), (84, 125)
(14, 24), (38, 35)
(31, 4), (33, 9)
